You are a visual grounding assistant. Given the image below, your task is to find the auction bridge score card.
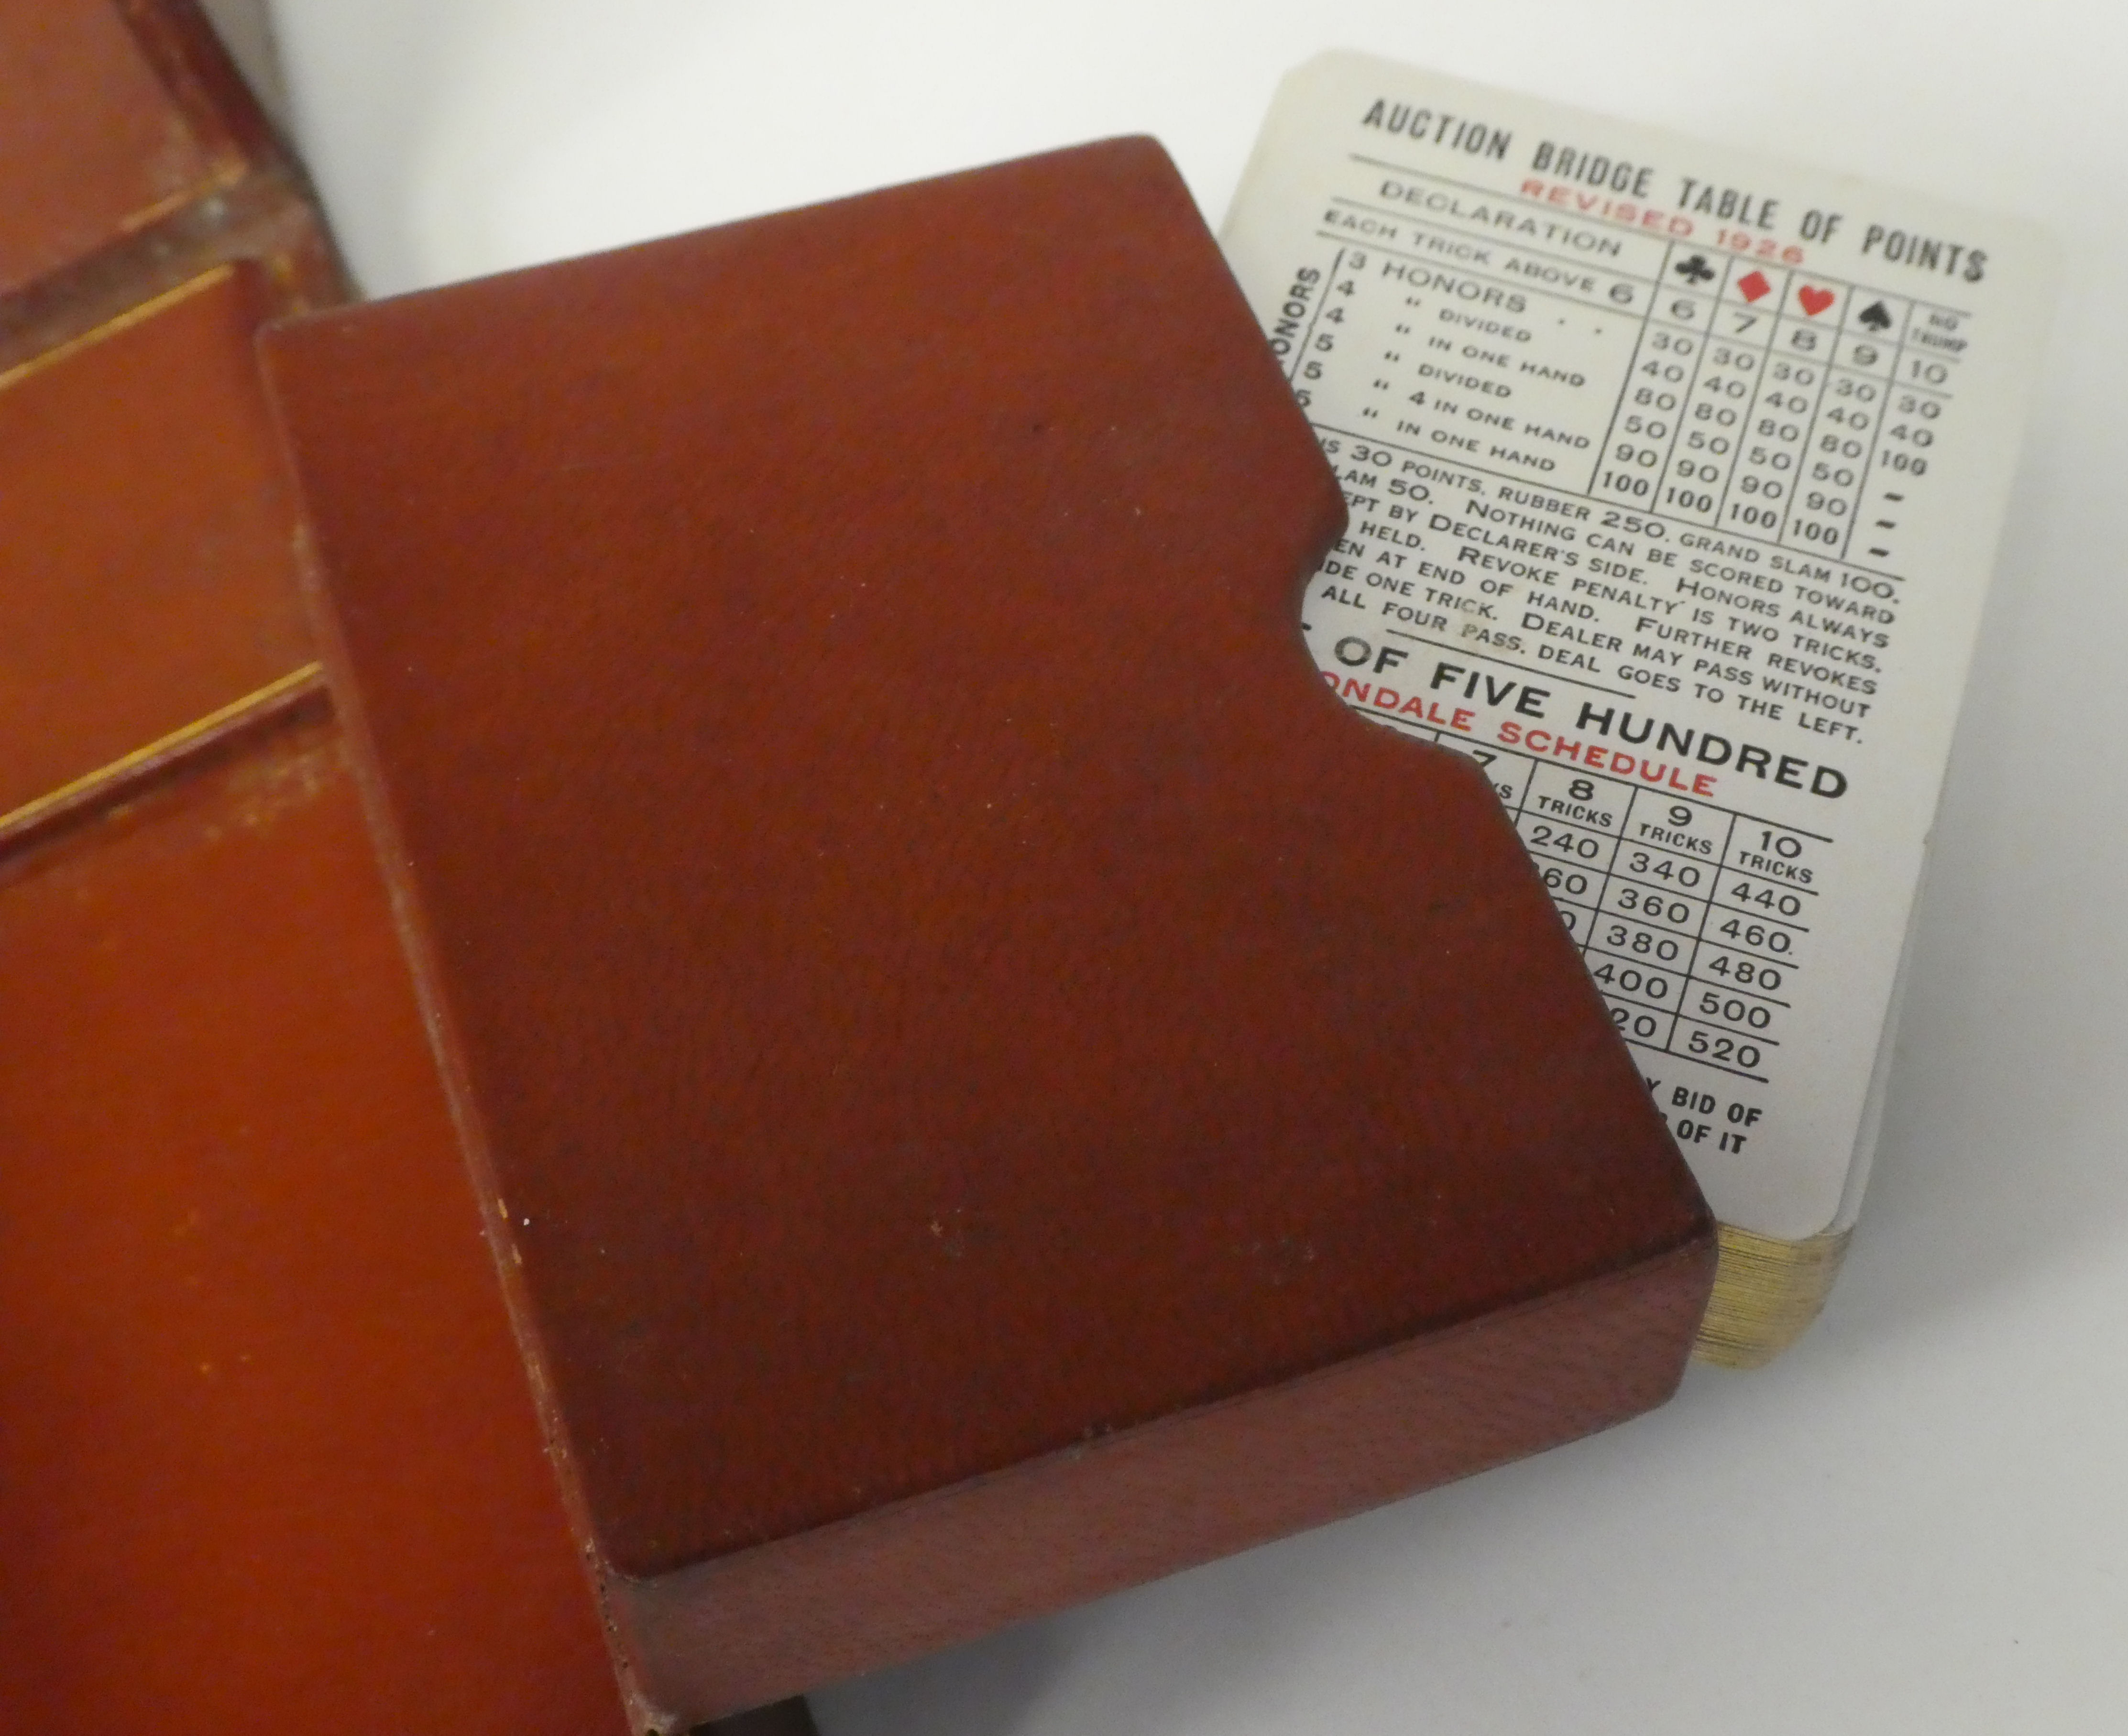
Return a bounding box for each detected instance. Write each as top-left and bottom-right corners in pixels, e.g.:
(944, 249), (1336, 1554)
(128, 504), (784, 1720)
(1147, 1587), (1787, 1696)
(1222, 54), (2052, 1270)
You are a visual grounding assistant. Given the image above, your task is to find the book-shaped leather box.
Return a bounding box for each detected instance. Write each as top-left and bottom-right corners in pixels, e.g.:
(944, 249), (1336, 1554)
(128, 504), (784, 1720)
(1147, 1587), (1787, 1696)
(261, 137), (1716, 1729)
(0, 5), (628, 1731)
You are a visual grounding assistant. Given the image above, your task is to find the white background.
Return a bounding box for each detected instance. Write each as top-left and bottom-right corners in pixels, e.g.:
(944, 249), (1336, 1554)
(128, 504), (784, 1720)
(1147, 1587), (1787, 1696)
(243, 2), (2128, 1729)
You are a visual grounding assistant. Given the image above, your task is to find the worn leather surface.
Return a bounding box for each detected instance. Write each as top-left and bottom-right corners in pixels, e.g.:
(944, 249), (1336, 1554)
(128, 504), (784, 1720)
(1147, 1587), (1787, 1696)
(0, 0), (345, 836)
(0, 715), (629, 1735)
(0, 0), (341, 373)
(266, 138), (1715, 1720)
(0, 9), (629, 1725)
(627, 1243), (1711, 1716)
(0, 0), (226, 300)
(0, 263), (313, 821)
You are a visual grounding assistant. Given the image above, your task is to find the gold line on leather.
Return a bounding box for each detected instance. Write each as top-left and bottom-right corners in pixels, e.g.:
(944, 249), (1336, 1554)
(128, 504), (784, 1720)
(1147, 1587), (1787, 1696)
(0, 262), (237, 394)
(0, 662), (325, 843)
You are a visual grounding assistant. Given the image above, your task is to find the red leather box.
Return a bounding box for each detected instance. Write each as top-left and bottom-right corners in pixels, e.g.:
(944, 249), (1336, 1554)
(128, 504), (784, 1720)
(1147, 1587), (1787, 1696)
(265, 137), (1715, 1727)
(0, 7), (630, 1730)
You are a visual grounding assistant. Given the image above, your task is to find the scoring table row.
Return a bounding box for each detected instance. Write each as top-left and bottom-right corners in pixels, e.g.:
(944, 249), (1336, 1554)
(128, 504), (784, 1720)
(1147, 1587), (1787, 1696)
(1413, 727), (1828, 1079)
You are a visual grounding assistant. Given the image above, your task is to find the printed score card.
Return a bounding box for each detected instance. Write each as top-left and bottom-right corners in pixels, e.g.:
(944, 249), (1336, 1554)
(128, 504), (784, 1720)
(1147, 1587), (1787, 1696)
(1222, 54), (2054, 1247)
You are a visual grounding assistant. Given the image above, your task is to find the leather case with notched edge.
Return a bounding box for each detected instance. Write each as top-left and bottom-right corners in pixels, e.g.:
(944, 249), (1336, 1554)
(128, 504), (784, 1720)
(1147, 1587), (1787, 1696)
(261, 136), (1717, 1730)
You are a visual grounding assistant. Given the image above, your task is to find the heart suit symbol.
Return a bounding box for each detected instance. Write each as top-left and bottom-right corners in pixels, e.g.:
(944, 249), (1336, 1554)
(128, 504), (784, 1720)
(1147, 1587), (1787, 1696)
(1798, 285), (1835, 316)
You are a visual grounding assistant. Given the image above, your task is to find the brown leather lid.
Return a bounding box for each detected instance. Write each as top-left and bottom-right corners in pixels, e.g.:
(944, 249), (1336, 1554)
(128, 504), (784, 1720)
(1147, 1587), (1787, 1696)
(263, 138), (1712, 1720)
(0, 9), (614, 1724)
(0, 715), (627, 1735)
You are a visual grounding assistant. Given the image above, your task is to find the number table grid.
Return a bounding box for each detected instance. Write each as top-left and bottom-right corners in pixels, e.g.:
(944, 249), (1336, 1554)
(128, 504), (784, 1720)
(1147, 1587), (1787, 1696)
(1372, 716), (1824, 1082)
(1292, 158), (1973, 580)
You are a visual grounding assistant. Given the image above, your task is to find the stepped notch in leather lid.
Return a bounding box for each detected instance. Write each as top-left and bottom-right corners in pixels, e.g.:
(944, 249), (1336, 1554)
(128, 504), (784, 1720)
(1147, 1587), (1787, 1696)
(261, 137), (1714, 1728)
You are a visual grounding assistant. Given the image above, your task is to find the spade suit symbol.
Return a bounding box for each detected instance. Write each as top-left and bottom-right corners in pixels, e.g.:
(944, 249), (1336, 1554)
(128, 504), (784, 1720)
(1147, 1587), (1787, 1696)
(1858, 301), (1894, 332)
